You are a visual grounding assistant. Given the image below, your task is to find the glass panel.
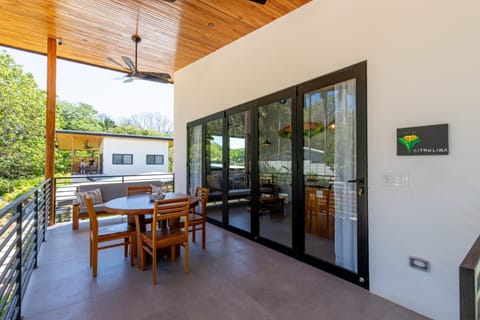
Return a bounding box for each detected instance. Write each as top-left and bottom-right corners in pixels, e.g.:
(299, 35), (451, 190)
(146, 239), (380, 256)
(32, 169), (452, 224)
(205, 118), (224, 223)
(188, 125), (202, 196)
(258, 98), (292, 248)
(227, 111), (251, 232)
(304, 79), (358, 273)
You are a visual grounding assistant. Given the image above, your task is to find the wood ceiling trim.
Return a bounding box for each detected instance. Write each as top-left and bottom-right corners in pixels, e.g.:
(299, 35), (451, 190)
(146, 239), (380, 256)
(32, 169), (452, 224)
(0, 0), (310, 80)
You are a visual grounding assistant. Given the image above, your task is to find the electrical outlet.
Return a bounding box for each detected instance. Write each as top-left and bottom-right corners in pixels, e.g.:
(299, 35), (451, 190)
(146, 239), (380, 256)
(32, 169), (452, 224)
(409, 257), (430, 271)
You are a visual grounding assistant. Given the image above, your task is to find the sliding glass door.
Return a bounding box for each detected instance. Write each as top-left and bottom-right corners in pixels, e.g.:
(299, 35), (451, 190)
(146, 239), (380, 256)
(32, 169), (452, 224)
(257, 98), (293, 248)
(187, 62), (368, 287)
(299, 62), (367, 285)
(187, 124), (202, 196)
(226, 109), (252, 232)
(205, 116), (224, 224)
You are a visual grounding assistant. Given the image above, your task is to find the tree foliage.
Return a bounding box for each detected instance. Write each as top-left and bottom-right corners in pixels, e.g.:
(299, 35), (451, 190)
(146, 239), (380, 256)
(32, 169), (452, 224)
(0, 50), (174, 180)
(56, 100), (102, 132)
(120, 112), (173, 136)
(0, 51), (46, 179)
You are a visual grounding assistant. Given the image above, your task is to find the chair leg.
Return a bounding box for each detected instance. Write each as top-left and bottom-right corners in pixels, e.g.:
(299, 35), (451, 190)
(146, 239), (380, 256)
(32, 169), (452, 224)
(92, 243), (98, 277)
(124, 238), (128, 257)
(140, 246), (145, 271)
(184, 241), (189, 273)
(192, 225), (196, 242)
(152, 245), (157, 285)
(170, 246), (175, 262)
(129, 235), (135, 266)
(202, 222), (206, 250)
(89, 239), (93, 266)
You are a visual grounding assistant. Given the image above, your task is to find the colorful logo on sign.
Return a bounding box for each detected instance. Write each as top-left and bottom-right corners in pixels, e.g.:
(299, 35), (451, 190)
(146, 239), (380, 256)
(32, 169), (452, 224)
(398, 134), (421, 153)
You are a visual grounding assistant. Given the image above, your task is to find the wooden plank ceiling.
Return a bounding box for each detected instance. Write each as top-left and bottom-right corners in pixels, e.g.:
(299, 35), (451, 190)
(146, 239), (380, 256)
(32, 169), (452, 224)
(0, 0), (310, 82)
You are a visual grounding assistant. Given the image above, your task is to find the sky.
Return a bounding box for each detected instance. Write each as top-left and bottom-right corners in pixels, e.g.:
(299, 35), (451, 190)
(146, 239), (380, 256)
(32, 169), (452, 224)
(1, 46), (174, 122)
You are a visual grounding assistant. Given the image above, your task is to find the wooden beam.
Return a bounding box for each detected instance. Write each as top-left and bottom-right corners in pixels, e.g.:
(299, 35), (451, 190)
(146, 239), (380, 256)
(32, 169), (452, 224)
(46, 37), (57, 225)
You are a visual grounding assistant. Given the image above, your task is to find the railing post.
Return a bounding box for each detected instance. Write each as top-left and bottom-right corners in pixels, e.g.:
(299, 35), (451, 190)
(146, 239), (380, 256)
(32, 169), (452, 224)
(49, 178), (55, 226)
(34, 190), (39, 268)
(45, 180), (50, 241)
(16, 202), (23, 320)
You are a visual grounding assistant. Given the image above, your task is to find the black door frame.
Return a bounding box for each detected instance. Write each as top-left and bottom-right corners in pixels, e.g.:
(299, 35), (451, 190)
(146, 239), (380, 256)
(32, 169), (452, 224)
(187, 61), (368, 288)
(296, 61), (368, 288)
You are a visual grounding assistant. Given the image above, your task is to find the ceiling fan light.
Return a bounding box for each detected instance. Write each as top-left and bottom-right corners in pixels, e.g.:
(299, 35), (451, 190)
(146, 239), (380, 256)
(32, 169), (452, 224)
(262, 139), (272, 146)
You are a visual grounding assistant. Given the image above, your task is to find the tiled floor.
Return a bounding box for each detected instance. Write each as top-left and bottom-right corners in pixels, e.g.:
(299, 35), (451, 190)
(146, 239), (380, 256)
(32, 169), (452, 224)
(22, 218), (428, 320)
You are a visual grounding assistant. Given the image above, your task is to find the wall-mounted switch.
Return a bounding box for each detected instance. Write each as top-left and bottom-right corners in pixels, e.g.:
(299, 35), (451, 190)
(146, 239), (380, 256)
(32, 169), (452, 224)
(409, 256), (430, 271)
(383, 174), (409, 187)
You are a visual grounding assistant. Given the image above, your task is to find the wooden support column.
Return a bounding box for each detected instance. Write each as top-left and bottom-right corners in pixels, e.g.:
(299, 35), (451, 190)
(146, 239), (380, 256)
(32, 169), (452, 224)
(46, 37), (57, 225)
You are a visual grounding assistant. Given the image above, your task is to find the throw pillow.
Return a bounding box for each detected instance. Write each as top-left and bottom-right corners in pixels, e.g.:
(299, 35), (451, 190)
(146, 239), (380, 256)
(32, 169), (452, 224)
(206, 175), (222, 191)
(75, 188), (103, 206)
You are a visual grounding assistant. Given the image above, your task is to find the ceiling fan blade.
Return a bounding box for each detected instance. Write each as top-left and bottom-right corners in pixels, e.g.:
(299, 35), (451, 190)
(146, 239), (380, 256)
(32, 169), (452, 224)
(121, 56), (136, 72)
(107, 57), (127, 69)
(137, 73), (171, 84)
(143, 71), (171, 80)
(123, 77), (135, 83)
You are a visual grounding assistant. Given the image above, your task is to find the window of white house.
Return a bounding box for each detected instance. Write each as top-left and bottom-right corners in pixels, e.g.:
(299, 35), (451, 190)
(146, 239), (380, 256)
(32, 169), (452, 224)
(146, 154), (164, 165)
(112, 154), (133, 165)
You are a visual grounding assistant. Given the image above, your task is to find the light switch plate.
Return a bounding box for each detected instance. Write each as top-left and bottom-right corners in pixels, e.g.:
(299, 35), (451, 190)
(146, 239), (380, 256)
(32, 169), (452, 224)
(383, 174), (409, 187)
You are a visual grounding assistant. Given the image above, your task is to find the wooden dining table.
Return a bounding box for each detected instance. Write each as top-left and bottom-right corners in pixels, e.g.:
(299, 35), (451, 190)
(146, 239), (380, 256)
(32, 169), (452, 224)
(104, 192), (199, 265)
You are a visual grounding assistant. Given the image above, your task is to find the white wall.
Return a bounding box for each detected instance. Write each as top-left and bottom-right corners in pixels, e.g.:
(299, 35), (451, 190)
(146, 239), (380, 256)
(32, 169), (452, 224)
(173, 1), (480, 318)
(102, 138), (169, 175)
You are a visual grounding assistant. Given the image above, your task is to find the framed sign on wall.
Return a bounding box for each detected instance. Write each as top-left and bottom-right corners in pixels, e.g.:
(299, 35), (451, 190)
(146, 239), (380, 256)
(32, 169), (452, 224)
(397, 124), (449, 156)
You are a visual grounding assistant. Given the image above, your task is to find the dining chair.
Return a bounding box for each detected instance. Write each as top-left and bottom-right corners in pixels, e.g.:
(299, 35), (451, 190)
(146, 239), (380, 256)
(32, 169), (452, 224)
(85, 197), (136, 277)
(180, 187), (209, 249)
(140, 196), (190, 284)
(126, 185), (152, 196)
(126, 185), (153, 226)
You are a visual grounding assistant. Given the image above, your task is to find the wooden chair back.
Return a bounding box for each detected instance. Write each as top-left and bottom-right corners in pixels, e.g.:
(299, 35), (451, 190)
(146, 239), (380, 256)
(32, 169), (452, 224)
(84, 196), (135, 277)
(305, 187), (329, 237)
(85, 196), (99, 237)
(141, 196), (190, 284)
(194, 187), (209, 218)
(126, 185), (152, 196)
(152, 196), (191, 239)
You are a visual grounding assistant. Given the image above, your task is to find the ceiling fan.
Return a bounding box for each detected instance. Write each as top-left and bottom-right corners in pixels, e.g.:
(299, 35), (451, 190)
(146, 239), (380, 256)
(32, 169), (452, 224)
(84, 141), (94, 149)
(108, 34), (172, 84)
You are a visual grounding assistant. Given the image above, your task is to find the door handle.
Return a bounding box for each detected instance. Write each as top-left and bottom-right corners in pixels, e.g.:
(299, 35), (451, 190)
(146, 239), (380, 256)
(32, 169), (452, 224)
(347, 178), (365, 184)
(347, 178), (365, 197)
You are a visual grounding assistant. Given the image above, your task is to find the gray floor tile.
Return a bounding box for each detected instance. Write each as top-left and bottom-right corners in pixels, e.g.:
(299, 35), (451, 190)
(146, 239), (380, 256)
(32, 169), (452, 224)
(22, 221), (428, 320)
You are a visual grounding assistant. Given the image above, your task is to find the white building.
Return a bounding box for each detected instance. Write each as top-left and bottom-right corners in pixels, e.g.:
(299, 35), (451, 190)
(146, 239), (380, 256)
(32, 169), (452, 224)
(56, 130), (173, 175)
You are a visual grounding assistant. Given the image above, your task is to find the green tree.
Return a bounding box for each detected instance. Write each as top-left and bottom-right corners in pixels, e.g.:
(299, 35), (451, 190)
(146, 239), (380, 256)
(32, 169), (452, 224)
(56, 100), (102, 131)
(100, 116), (116, 132)
(0, 51), (46, 179)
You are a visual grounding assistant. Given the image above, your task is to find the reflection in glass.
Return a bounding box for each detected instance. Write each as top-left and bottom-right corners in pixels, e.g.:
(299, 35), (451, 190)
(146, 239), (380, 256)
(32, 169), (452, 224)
(304, 79), (358, 272)
(188, 125), (202, 196)
(205, 118), (224, 223)
(227, 111), (251, 232)
(258, 98), (292, 248)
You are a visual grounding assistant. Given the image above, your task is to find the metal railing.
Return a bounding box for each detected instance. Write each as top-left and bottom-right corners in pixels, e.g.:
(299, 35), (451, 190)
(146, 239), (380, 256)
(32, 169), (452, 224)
(0, 179), (51, 320)
(54, 173), (175, 223)
(460, 235), (480, 320)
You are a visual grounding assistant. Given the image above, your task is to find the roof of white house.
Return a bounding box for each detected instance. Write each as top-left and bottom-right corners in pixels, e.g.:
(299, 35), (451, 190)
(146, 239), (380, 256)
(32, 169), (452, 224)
(56, 129), (173, 151)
